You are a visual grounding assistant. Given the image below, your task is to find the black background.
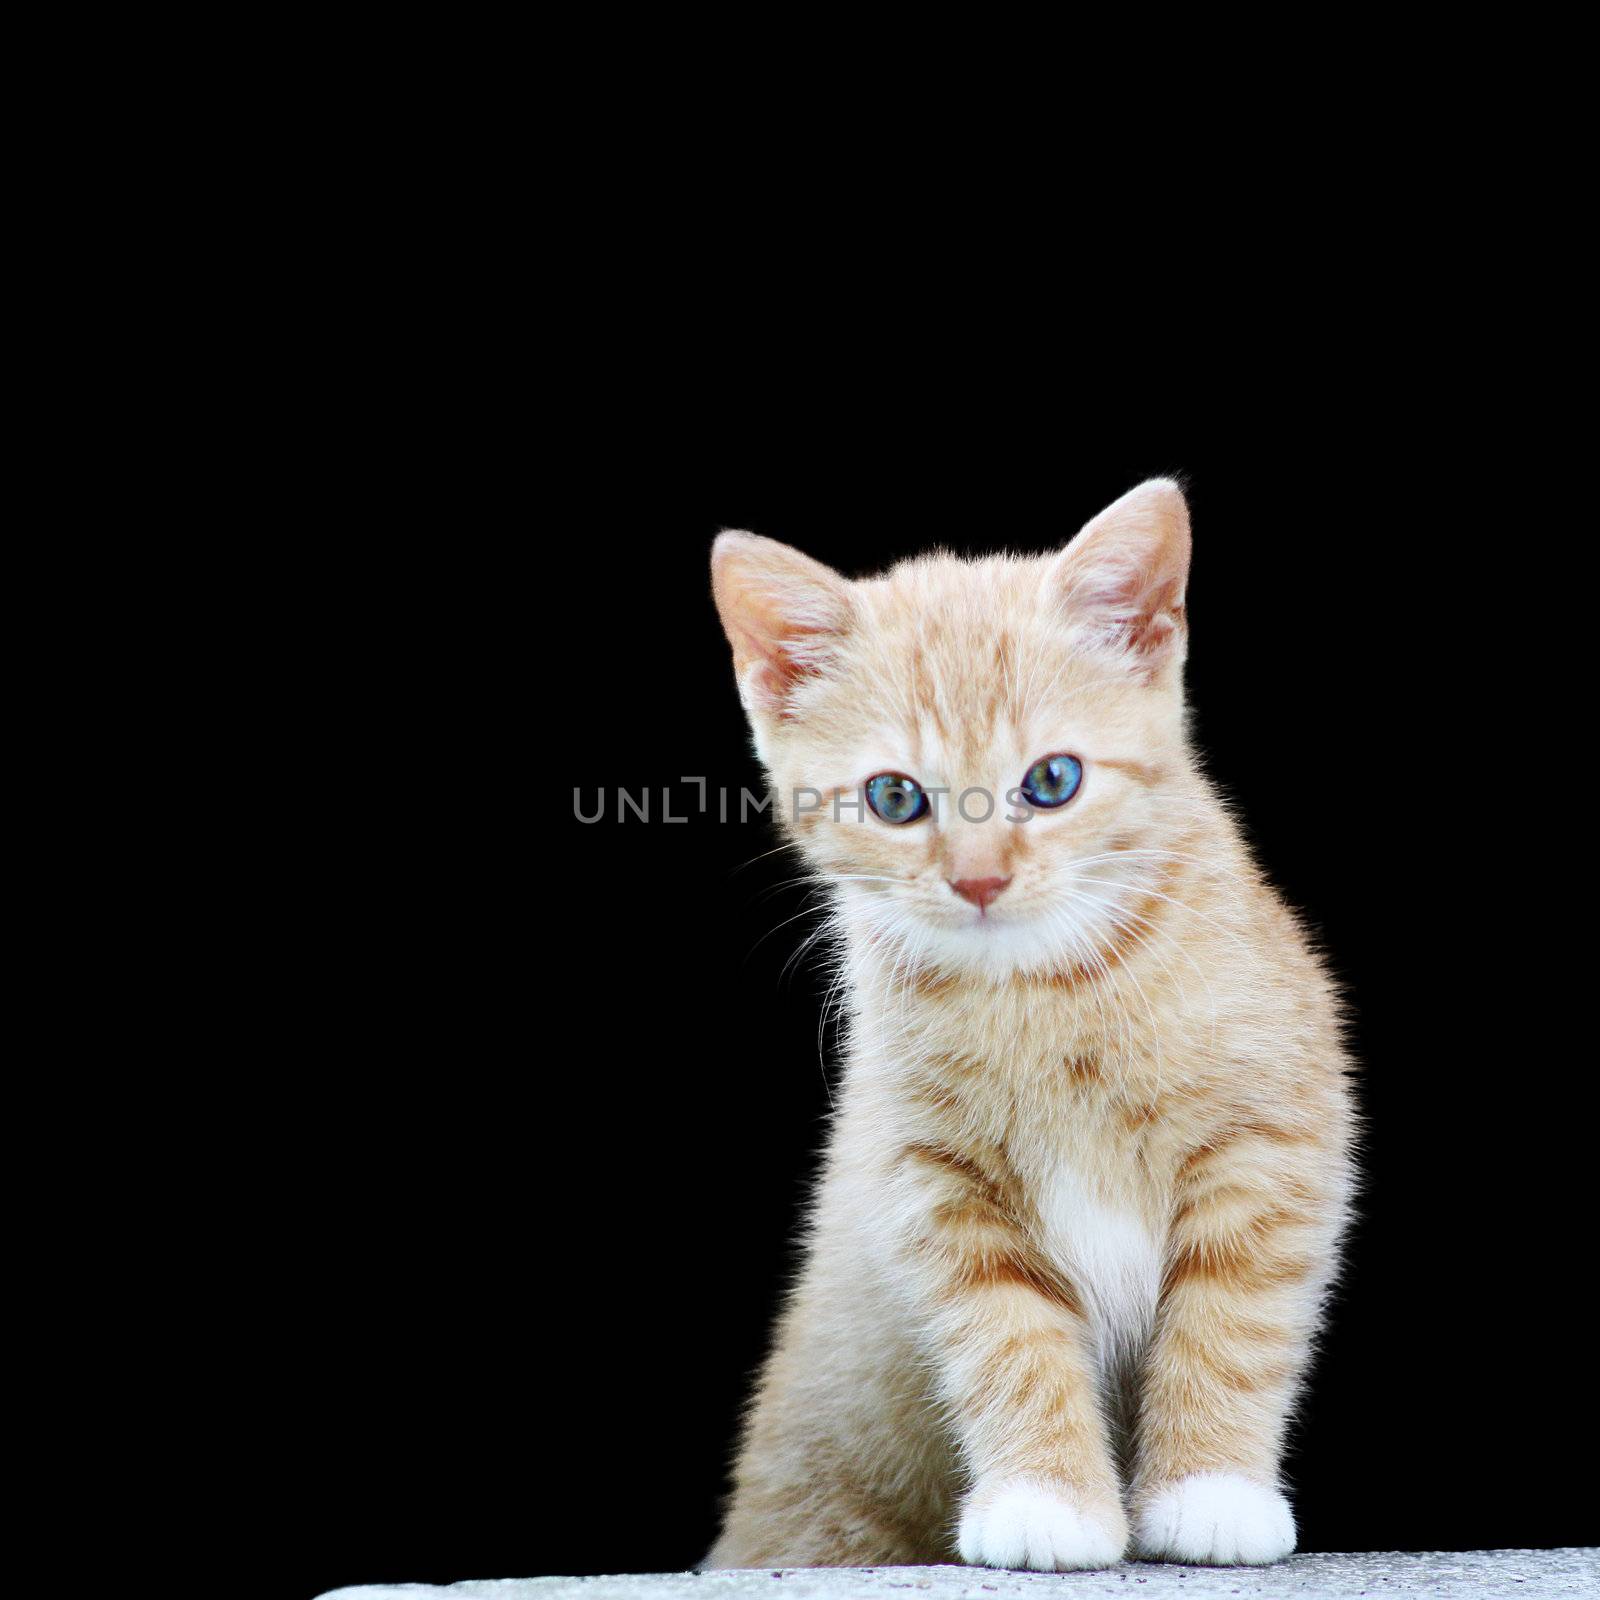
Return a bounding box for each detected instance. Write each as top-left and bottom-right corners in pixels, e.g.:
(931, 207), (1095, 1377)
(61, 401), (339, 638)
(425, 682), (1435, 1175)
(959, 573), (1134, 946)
(269, 400), (1594, 1600)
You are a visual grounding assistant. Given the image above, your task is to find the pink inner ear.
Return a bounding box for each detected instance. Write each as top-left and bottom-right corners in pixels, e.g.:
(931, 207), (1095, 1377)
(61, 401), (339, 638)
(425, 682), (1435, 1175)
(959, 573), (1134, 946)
(712, 532), (852, 715)
(1052, 481), (1191, 669)
(1129, 598), (1185, 659)
(740, 653), (792, 712)
(736, 613), (847, 716)
(724, 596), (837, 710)
(1068, 556), (1187, 662)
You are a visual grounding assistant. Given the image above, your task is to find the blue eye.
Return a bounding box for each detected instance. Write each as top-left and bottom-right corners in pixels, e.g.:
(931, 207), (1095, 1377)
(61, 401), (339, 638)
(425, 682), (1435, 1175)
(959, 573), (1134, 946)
(1020, 753), (1083, 809)
(865, 772), (929, 825)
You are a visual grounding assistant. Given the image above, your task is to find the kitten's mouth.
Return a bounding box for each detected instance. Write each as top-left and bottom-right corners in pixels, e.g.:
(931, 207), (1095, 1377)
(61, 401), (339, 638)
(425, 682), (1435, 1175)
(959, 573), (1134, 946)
(939, 901), (1017, 932)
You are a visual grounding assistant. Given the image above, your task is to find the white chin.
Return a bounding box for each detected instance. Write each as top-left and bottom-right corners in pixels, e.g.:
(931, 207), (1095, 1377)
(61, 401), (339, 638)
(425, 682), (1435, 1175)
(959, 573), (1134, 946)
(912, 911), (1094, 980)
(922, 918), (1038, 975)
(844, 886), (1114, 982)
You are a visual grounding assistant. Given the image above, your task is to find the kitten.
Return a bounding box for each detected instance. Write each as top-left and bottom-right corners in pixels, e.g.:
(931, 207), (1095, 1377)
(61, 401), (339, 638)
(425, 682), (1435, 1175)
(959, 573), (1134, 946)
(706, 481), (1355, 1572)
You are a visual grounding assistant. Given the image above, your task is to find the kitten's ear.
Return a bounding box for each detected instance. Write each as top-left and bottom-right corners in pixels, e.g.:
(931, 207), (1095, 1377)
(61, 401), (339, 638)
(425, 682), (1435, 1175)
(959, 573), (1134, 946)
(712, 531), (853, 716)
(1050, 479), (1191, 675)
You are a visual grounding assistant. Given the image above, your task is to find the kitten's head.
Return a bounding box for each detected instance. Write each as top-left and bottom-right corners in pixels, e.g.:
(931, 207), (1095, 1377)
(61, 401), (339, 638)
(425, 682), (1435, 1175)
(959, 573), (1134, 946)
(712, 481), (1196, 980)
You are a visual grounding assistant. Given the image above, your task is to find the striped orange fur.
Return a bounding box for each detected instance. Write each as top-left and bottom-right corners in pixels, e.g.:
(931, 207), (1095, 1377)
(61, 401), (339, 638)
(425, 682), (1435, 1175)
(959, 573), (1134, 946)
(707, 482), (1356, 1571)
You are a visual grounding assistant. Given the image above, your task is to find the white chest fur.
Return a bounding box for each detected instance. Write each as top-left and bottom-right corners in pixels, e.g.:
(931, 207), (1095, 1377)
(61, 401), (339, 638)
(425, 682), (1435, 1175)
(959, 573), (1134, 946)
(1036, 1162), (1163, 1374)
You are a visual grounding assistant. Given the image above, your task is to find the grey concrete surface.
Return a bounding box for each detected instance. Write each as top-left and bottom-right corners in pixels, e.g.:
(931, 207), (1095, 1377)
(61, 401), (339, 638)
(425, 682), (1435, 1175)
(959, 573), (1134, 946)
(317, 1549), (1596, 1600)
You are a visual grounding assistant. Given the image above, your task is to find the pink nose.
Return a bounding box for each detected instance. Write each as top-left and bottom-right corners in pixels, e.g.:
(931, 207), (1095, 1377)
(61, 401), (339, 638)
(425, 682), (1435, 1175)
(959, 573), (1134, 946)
(950, 876), (1011, 911)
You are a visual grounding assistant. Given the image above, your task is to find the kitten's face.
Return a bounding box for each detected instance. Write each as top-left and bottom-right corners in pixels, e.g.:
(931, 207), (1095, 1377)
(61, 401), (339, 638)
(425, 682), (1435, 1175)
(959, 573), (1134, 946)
(713, 481), (1195, 980)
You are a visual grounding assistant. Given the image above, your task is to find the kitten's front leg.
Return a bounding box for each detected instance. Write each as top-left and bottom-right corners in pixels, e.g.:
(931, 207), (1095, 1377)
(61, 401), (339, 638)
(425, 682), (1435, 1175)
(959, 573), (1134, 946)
(1133, 1127), (1345, 1566)
(899, 1143), (1125, 1571)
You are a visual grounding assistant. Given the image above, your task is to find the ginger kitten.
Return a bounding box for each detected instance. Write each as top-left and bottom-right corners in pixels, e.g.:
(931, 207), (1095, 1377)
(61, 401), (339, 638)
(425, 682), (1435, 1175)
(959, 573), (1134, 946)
(706, 481), (1355, 1572)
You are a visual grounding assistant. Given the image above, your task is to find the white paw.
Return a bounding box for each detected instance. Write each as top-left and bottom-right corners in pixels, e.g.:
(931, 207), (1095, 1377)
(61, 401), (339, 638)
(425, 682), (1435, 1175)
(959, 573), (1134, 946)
(1135, 1472), (1295, 1565)
(958, 1479), (1125, 1571)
